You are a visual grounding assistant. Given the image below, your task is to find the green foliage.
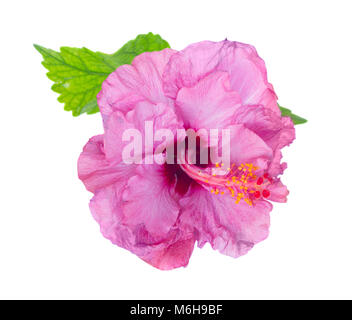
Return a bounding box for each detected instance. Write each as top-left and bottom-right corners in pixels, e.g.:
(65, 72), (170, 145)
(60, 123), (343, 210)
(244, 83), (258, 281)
(279, 105), (307, 125)
(34, 33), (170, 116)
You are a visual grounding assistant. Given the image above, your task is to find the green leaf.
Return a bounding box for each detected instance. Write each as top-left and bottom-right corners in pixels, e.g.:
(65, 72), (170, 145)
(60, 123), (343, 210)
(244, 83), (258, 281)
(34, 33), (170, 116)
(279, 104), (307, 125)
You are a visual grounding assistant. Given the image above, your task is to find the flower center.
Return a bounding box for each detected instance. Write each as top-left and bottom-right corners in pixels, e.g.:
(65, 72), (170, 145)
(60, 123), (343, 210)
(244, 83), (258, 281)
(180, 162), (272, 206)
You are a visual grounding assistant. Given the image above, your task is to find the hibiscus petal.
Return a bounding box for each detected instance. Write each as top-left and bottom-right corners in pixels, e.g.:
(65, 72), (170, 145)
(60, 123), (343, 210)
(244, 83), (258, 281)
(233, 105), (296, 150)
(97, 48), (177, 122)
(256, 87), (280, 115)
(163, 41), (226, 98)
(104, 102), (182, 164)
(225, 124), (273, 168)
(126, 101), (183, 152)
(268, 150), (287, 177)
(180, 184), (272, 258)
(90, 183), (195, 270)
(89, 184), (126, 244)
(175, 71), (241, 130)
(163, 40), (279, 114)
(218, 42), (279, 114)
(104, 111), (136, 163)
(141, 236), (195, 271)
(267, 180), (289, 203)
(121, 164), (180, 238)
(78, 135), (135, 193)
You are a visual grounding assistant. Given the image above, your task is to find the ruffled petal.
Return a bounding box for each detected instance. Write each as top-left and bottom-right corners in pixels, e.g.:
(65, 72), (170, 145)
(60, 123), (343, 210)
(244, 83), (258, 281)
(141, 235), (195, 270)
(256, 87), (279, 116)
(78, 135), (135, 193)
(163, 40), (279, 114)
(175, 71), (241, 130)
(104, 103), (183, 163)
(104, 111), (136, 163)
(97, 49), (177, 122)
(121, 163), (180, 238)
(218, 42), (279, 114)
(233, 105), (296, 150)
(180, 184), (272, 258)
(126, 101), (183, 153)
(90, 183), (195, 270)
(225, 124), (273, 168)
(163, 41), (226, 98)
(89, 184), (126, 243)
(268, 150), (287, 177)
(267, 180), (289, 203)
(233, 105), (295, 182)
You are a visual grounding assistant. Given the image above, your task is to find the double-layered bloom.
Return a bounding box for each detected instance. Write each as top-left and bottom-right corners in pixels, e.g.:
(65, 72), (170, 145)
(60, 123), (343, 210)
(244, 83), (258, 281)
(78, 40), (295, 270)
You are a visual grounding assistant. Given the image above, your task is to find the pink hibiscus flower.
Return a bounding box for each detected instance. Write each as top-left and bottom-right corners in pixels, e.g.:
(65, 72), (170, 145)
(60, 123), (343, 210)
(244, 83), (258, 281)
(78, 40), (295, 270)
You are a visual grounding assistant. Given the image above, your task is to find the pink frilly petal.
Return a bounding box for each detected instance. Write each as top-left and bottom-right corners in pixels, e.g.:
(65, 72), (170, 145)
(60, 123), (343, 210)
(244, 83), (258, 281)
(90, 183), (196, 270)
(175, 71), (241, 130)
(225, 124), (273, 169)
(180, 184), (272, 258)
(233, 105), (296, 150)
(104, 102), (182, 163)
(97, 48), (177, 124)
(163, 40), (280, 115)
(267, 179), (289, 203)
(78, 135), (136, 193)
(121, 163), (180, 238)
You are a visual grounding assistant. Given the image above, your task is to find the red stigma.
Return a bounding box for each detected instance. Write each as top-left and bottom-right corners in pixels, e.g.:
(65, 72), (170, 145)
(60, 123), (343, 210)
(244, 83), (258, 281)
(262, 189), (270, 198)
(256, 177), (264, 185)
(254, 191), (261, 198)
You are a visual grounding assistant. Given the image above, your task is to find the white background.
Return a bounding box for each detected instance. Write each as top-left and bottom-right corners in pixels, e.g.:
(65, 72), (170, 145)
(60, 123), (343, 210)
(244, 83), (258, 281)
(1, 0), (351, 299)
